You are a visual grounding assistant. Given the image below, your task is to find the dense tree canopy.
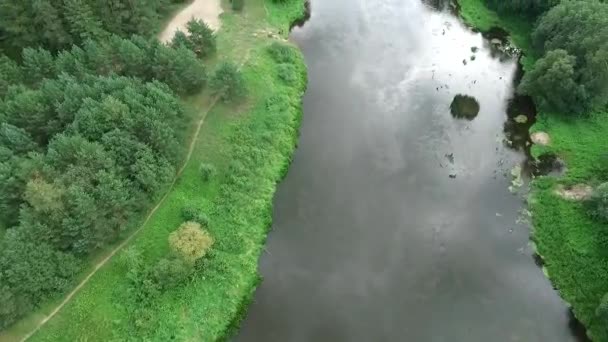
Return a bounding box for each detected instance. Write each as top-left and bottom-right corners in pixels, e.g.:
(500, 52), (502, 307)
(0, 0), (220, 332)
(484, 0), (560, 16)
(518, 0), (608, 114)
(518, 49), (587, 113)
(0, 69), (197, 329)
(0, 0), (188, 55)
(0, 230), (80, 329)
(0, 35), (207, 97)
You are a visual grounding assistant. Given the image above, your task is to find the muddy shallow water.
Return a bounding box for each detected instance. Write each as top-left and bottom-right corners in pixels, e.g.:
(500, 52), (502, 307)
(238, 0), (584, 340)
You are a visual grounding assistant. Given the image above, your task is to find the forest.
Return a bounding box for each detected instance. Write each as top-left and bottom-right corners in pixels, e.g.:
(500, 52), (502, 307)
(483, 0), (608, 115)
(463, 0), (608, 339)
(0, 0), (245, 330)
(0, 0), (189, 56)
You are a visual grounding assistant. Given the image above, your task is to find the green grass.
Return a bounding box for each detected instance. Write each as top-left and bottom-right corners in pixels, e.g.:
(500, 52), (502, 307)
(9, 0), (308, 341)
(531, 112), (608, 184)
(530, 177), (608, 341)
(529, 110), (608, 341)
(458, 0), (608, 340)
(457, 0), (536, 69)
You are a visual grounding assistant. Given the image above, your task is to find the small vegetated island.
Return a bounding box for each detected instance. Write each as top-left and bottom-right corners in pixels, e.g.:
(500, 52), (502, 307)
(0, 0), (307, 341)
(450, 94), (480, 120)
(459, 0), (608, 340)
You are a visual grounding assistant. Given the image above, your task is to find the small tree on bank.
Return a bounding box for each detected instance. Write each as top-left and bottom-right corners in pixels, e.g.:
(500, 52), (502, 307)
(169, 221), (214, 264)
(209, 61), (246, 102)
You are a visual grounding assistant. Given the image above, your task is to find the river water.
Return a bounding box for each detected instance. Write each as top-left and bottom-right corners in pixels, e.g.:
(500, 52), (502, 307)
(238, 0), (582, 340)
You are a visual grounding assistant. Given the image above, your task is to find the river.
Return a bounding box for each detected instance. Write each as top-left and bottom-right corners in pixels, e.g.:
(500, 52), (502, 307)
(237, 0), (583, 340)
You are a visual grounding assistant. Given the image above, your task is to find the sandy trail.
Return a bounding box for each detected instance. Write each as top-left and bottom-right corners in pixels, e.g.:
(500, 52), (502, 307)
(160, 0), (223, 43)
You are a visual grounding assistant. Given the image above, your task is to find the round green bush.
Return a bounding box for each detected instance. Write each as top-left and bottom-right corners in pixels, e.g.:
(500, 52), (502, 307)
(277, 63), (298, 84)
(181, 205), (199, 221)
(267, 42), (297, 64)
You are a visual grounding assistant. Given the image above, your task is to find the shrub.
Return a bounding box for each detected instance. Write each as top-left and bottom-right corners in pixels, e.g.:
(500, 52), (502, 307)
(589, 182), (608, 222)
(193, 212), (210, 227)
(596, 293), (608, 324)
(180, 205), (210, 226)
(209, 61), (246, 102)
(181, 205), (199, 221)
(277, 63), (298, 84)
(120, 246), (143, 273)
(200, 162), (216, 181)
(232, 0), (244, 11)
(150, 256), (193, 290)
(169, 221), (213, 264)
(267, 42), (297, 64)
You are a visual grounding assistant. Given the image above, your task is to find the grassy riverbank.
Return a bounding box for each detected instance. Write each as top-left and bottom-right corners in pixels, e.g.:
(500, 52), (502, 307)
(15, 0), (307, 341)
(459, 1), (608, 340)
(457, 0), (535, 69)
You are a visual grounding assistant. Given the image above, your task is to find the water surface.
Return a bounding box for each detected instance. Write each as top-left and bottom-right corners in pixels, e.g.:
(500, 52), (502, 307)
(238, 0), (580, 340)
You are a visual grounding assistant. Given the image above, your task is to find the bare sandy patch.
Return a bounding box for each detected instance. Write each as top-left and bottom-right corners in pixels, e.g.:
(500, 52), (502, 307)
(531, 131), (550, 146)
(555, 184), (593, 201)
(160, 0), (223, 43)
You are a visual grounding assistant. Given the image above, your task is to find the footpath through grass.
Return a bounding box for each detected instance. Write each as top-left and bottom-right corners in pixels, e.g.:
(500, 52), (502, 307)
(19, 0), (307, 341)
(458, 1), (608, 340)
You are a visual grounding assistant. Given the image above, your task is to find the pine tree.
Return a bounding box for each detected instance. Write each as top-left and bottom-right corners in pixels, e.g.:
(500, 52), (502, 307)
(186, 19), (216, 58)
(32, 0), (72, 50)
(0, 55), (22, 96)
(63, 0), (106, 43)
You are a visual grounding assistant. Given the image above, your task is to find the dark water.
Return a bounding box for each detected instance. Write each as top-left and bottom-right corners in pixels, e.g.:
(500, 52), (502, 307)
(238, 0), (582, 341)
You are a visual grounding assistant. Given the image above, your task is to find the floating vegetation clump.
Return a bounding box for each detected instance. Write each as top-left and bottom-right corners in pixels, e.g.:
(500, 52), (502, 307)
(450, 94), (480, 120)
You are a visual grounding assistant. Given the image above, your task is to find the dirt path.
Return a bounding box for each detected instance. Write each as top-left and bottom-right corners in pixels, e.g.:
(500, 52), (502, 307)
(160, 0), (223, 43)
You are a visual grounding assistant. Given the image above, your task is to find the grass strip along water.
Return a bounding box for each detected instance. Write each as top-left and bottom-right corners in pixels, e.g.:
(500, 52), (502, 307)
(8, 0), (308, 341)
(459, 1), (608, 340)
